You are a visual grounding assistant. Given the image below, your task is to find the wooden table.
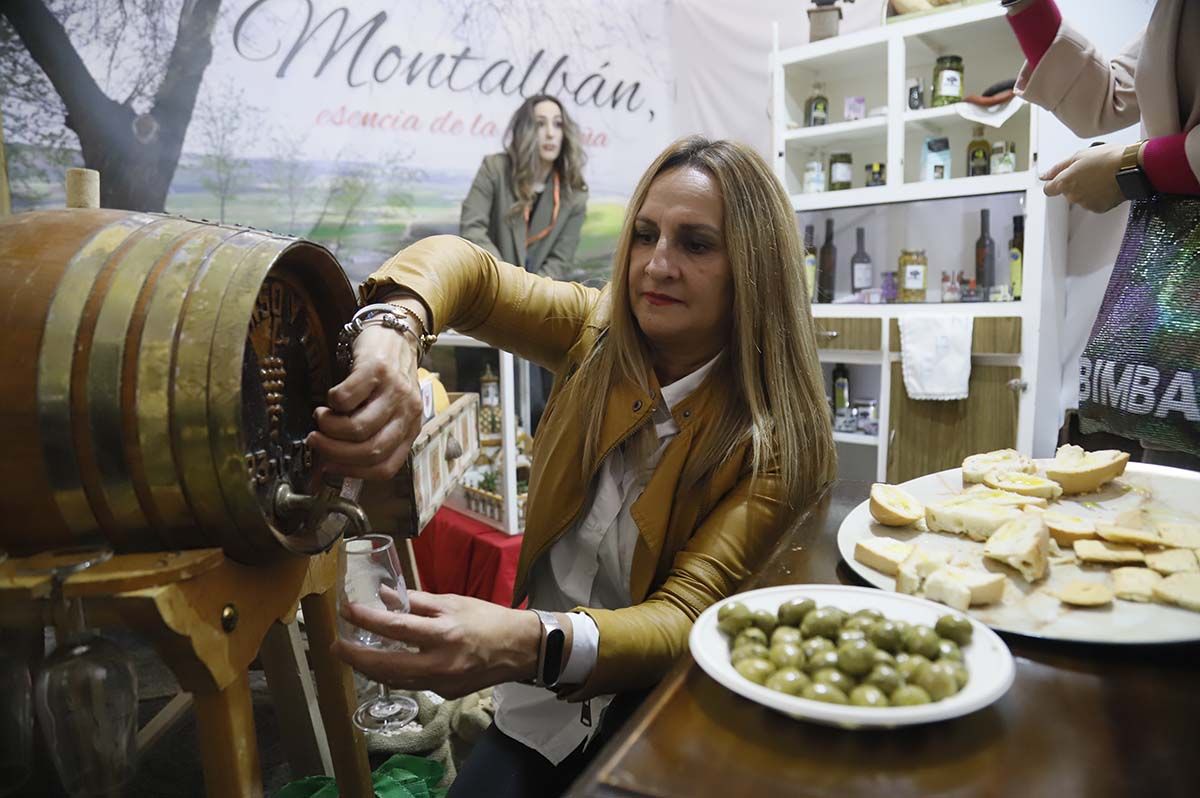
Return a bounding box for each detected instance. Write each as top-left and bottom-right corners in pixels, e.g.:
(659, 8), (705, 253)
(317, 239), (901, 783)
(569, 481), (1200, 798)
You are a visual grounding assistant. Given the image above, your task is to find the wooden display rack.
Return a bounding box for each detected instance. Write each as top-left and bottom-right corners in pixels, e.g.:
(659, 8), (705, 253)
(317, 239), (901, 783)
(0, 546), (373, 798)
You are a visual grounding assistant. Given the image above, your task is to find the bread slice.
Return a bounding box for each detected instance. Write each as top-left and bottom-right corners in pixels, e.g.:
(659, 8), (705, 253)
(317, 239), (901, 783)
(1043, 444), (1130, 495)
(962, 449), (1037, 484)
(923, 565), (1005, 610)
(983, 471), (1064, 500)
(1043, 511), (1098, 546)
(983, 514), (1050, 582)
(1152, 572), (1200, 612)
(926, 500), (1024, 541)
(1156, 522), (1200, 549)
(1144, 548), (1200, 575)
(1056, 580), (1114, 607)
(895, 548), (952, 595)
(1095, 523), (1163, 548)
(1074, 539), (1145, 565)
(869, 483), (924, 527)
(1111, 567), (1163, 602)
(956, 485), (1050, 509)
(854, 536), (915, 576)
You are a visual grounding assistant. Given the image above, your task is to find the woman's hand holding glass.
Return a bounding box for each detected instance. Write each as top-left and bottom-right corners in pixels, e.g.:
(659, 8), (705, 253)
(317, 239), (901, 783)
(308, 319), (424, 481)
(334, 590), (543, 701)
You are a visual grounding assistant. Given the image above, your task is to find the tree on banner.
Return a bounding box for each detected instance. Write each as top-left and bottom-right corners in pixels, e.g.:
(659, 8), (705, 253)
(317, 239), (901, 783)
(1, 0), (221, 211)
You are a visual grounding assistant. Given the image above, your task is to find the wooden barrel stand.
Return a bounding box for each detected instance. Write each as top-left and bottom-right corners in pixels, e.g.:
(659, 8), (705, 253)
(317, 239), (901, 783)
(0, 547), (372, 798)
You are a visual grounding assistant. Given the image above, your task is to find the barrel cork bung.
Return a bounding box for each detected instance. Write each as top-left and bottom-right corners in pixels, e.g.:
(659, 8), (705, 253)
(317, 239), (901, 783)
(65, 168), (100, 209)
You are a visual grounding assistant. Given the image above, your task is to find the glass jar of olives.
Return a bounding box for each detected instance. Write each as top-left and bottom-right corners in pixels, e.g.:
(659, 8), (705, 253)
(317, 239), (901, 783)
(932, 55), (964, 107)
(829, 152), (853, 191)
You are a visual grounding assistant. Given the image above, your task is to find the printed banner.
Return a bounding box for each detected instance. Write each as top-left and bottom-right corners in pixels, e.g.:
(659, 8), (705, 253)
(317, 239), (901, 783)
(1, 0), (673, 282)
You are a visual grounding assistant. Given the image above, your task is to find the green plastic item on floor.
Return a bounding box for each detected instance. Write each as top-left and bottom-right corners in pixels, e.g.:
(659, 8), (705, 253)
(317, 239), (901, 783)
(273, 754), (447, 798)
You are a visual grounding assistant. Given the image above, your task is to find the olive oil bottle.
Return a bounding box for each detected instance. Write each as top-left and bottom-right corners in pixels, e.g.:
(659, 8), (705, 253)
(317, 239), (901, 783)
(967, 125), (990, 177)
(803, 224), (818, 301)
(1009, 214), (1024, 300)
(818, 218), (836, 303)
(805, 82), (829, 127)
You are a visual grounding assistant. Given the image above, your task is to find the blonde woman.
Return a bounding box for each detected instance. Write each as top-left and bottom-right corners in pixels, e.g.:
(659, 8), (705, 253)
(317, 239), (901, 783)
(312, 137), (836, 796)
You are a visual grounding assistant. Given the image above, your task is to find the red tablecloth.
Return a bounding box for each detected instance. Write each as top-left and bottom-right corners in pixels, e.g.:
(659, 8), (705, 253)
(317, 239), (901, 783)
(412, 507), (523, 606)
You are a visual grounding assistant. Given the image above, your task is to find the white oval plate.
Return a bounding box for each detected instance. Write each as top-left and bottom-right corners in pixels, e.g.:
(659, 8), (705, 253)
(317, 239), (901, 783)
(689, 584), (1015, 729)
(837, 463), (1200, 644)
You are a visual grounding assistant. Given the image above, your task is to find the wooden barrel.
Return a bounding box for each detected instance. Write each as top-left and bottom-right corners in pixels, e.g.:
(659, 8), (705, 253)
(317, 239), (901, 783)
(0, 209), (359, 564)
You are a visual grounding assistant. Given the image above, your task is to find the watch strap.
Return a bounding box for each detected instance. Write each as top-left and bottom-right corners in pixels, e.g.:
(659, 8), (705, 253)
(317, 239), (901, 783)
(1120, 142), (1143, 172)
(531, 610), (566, 688)
(1116, 140), (1154, 200)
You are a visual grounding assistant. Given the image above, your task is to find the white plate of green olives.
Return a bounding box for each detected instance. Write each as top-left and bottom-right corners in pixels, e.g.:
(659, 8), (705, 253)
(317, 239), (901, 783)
(689, 584), (1015, 729)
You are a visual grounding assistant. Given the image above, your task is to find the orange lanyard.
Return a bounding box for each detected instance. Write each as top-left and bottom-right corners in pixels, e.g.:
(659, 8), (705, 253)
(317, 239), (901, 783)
(525, 172), (560, 247)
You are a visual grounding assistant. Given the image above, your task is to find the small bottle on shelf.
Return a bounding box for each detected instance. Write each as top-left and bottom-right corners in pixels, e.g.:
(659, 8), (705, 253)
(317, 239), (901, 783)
(803, 224), (818, 301)
(967, 125), (991, 177)
(818, 218), (836, 303)
(1009, 214), (1024, 301)
(976, 208), (996, 299)
(832, 363), (854, 432)
(805, 82), (829, 127)
(850, 227), (873, 294)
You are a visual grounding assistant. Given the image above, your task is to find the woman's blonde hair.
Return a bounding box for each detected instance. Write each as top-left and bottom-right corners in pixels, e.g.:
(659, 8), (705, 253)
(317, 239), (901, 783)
(503, 95), (587, 219)
(562, 136), (836, 510)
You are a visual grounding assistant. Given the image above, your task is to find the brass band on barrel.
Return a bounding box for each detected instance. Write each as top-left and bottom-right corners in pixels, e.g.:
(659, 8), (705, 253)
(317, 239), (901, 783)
(37, 215), (154, 539)
(87, 218), (194, 544)
(171, 231), (260, 545)
(129, 224), (238, 550)
(207, 236), (290, 561)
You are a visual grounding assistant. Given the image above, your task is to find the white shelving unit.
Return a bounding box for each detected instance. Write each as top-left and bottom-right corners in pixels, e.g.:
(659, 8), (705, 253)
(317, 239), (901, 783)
(771, 3), (1069, 482)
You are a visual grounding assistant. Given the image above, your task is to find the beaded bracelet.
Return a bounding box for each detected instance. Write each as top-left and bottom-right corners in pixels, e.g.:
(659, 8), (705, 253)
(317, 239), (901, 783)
(336, 312), (425, 370)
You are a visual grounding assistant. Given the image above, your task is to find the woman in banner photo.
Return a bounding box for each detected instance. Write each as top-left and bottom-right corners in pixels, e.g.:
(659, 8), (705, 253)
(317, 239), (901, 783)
(1003, 0), (1200, 467)
(310, 137), (836, 796)
(455, 94), (590, 433)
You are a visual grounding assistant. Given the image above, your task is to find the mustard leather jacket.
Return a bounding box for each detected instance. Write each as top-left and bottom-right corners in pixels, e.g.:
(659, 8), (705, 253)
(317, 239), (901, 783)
(363, 236), (791, 697)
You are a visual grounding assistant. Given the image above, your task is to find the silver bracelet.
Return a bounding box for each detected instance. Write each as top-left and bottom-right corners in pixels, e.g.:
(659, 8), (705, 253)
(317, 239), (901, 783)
(336, 312), (417, 371)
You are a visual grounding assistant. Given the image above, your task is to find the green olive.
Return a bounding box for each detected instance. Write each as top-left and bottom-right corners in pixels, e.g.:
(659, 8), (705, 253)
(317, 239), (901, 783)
(936, 638), (963, 662)
(837, 639), (879, 677)
(800, 607), (843, 640)
(891, 620), (911, 638)
(730, 643), (769, 665)
(896, 653), (930, 681)
(769, 642), (806, 670)
(942, 659), (970, 689)
(734, 658), (775, 685)
(717, 604), (754, 637)
(915, 661), (960, 701)
(935, 614), (974, 647)
(750, 608), (778, 636)
(765, 667), (810, 696)
(868, 620), (903, 653)
(771, 626), (802, 647)
(852, 608), (885, 623)
(872, 649), (897, 667)
(865, 663), (903, 696)
(849, 684), (889, 707)
(812, 667), (856, 694)
(800, 637), (835, 660)
(802, 682), (849, 705)
(903, 625), (942, 659)
(843, 615), (876, 633)
(891, 685), (932, 706)
(778, 598), (817, 627)
(733, 628), (768, 650)
(838, 628), (867, 644)
(718, 601), (747, 622)
(805, 649), (842, 674)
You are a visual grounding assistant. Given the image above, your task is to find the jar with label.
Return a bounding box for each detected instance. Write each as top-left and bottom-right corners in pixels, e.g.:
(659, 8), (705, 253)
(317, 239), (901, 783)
(853, 399), (879, 436)
(899, 249), (928, 303)
(865, 162), (886, 187)
(932, 55), (964, 107)
(829, 152), (853, 191)
(990, 141), (1017, 174)
(881, 271), (899, 304)
(802, 157), (826, 193)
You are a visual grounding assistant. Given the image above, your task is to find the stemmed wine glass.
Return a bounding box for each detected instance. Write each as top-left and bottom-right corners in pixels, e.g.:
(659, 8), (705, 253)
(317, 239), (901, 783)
(337, 534), (419, 735)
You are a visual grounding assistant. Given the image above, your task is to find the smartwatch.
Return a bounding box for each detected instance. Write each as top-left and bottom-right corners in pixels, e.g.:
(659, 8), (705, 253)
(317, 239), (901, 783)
(531, 610), (566, 687)
(1115, 141), (1154, 200)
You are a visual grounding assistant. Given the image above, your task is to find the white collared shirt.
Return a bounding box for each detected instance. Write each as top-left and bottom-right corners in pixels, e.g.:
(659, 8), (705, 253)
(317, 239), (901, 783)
(493, 354), (719, 764)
